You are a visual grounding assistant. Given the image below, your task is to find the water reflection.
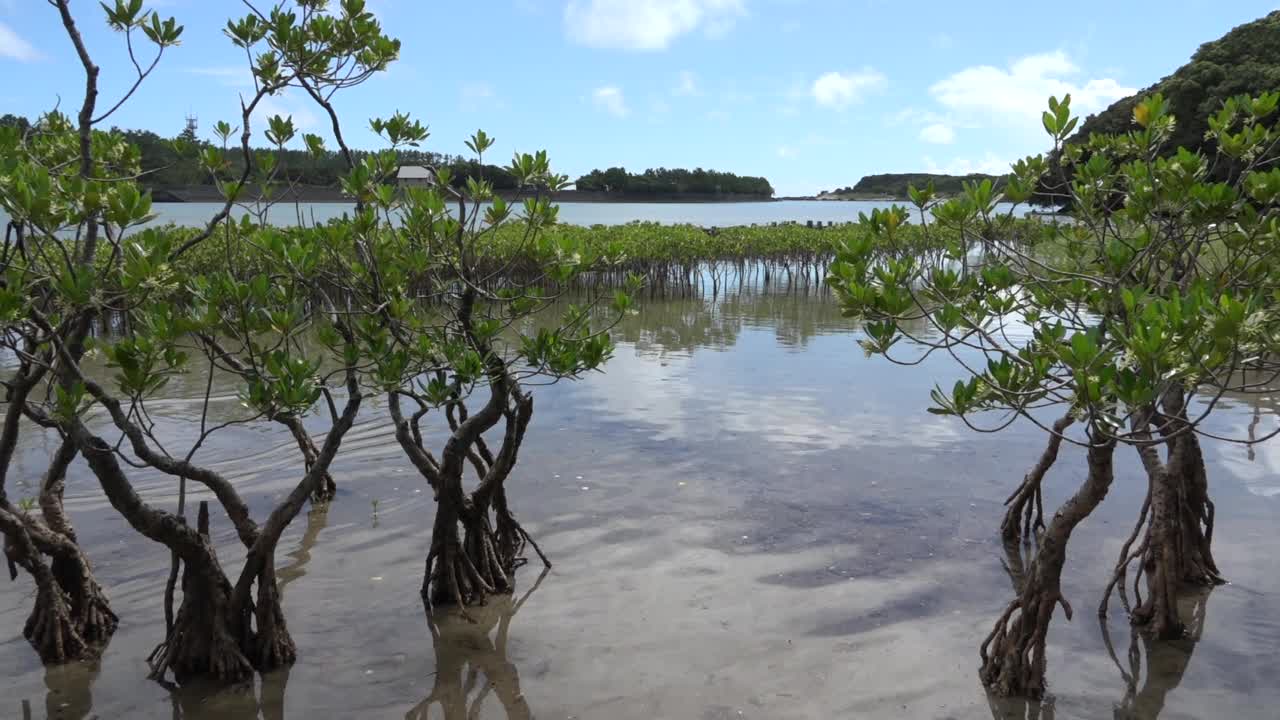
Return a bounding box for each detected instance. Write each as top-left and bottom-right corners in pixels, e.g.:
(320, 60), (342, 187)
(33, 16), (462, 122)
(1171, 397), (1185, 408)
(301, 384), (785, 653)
(407, 569), (548, 720)
(20, 661), (99, 720)
(1103, 588), (1213, 720)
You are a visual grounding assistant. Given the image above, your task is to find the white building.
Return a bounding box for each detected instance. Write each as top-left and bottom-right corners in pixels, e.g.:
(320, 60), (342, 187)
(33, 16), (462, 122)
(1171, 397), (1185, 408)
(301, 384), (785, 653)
(396, 165), (436, 188)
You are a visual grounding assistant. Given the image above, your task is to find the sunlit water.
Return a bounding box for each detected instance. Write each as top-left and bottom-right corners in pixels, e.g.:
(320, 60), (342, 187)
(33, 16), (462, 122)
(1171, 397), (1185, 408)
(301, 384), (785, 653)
(1, 285), (1278, 719)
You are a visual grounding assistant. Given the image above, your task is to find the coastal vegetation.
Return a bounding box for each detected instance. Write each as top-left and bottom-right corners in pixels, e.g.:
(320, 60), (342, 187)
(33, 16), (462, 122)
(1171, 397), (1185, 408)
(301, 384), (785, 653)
(822, 172), (1006, 200)
(0, 115), (517, 197)
(1038, 10), (1280, 205)
(828, 91), (1280, 696)
(573, 166), (774, 198)
(1, 0), (628, 684)
(1, 0), (1277, 713)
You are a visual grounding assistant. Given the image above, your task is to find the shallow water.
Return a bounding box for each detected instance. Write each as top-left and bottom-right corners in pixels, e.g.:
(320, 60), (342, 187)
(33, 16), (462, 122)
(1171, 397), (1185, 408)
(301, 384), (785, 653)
(2, 286), (1278, 719)
(3, 199), (1035, 230)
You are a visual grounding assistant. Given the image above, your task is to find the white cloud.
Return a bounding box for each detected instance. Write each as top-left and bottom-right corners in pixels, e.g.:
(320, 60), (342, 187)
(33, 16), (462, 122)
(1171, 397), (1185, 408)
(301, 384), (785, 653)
(674, 70), (699, 96)
(919, 123), (955, 145)
(811, 69), (887, 109)
(0, 21), (41, 62)
(776, 145), (797, 159)
(923, 153), (1011, 176)
(929, 51), (1134, 125)
(565, 0), (745, 51)
(593, 85), (629, 117)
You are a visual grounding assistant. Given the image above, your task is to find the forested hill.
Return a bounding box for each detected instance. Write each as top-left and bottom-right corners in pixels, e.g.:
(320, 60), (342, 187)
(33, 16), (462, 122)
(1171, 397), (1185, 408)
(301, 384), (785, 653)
(0, 114), (522, 194)
(573, 167), (774, 198)
(1067, 11), (1280, 158)
(823, 173), (1004, 199)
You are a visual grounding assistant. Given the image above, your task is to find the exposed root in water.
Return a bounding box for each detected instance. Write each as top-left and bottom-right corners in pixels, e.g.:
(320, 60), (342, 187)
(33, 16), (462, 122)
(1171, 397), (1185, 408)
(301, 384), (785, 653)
(148, 564), (253, 684)
(51, 551), (118, 646)
(24, 571), (86, 665)
(423, 503), (494, 613)
(980, 436), (1115, 699)
(1001, 415), (1073, 544)
(148, 506), (252, 685)
(494, 491), (550, 572)
(980, 588), (1072, 699)
(1100, 420), (1223, 640)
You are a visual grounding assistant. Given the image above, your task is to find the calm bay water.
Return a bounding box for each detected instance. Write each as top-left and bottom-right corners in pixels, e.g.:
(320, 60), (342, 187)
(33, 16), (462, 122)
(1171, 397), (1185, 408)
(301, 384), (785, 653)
(1, 284), (1277, 719)
(2, 200), (1035, 231)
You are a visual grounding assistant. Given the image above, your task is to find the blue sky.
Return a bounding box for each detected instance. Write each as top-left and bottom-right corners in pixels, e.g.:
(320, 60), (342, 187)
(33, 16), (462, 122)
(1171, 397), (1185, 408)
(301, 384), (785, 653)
(2, 0), (1277, 195)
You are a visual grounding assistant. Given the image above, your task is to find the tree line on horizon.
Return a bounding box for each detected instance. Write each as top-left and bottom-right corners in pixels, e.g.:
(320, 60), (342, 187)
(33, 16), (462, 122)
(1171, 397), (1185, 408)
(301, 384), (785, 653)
(0, 113), (520, 193)
(572, 166), (775, 197)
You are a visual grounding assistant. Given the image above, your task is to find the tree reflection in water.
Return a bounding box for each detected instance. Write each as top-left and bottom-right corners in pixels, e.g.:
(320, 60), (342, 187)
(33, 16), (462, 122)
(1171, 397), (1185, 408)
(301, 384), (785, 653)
(1103, 587), (1213, 720)
(407, 568), (549, 720)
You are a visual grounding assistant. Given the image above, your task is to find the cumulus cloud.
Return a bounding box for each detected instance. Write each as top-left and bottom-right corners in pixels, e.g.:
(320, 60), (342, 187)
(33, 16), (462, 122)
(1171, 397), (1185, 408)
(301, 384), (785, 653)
(930, 51), (1134, 124)
(919, 123), (955, 144)
(0, 21), (41, 62)
(811, 69), (887, 109)
(593, 85), (629, 117)
(565, 0), (745, 51)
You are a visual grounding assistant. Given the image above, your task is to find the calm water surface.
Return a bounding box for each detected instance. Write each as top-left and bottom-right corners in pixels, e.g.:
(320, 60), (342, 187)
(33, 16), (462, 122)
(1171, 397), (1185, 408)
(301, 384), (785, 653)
(1, 285), (1278, 719)
(2, 200), (1034, 230)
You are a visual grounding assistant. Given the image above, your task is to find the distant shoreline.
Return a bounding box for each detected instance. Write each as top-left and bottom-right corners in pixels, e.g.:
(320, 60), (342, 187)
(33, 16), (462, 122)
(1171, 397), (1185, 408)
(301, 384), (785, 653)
(149, 185), (779, 205)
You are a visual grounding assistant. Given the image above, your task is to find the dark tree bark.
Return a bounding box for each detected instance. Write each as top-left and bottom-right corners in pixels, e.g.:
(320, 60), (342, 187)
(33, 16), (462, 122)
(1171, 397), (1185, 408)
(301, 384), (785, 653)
(1100, 395), (1223, 640)
(39, 438), (117, 646)
(1002, 415), (1074, 544)
(980, 434), (1117, 699)
(1, 506), (85, 664)
(1, 356), (115, 662)
(394, 379), (549, 610)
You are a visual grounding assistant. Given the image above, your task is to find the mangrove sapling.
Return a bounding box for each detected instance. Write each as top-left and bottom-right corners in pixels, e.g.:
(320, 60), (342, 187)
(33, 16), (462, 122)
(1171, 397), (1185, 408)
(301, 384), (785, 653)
(0, 0), (186, 661)
(828, 92), (1280, 696)
(324, 123), (634, 609)
(58, 332), (364, 681)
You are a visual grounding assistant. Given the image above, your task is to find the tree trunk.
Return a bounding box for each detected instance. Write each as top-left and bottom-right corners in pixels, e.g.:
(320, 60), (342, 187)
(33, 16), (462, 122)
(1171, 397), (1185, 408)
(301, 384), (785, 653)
(980, 436), (1116, 698)
(41, 438), (117, 646)
(251, 559), (296, 671)
(1002, 415), (1073, 544)
(423, 479), (505, 608)
(148, 503), (253, 684)
(286, 418), (337, 504)
(6, 521), (86, 665)
(1101, 402), (1223, 639)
